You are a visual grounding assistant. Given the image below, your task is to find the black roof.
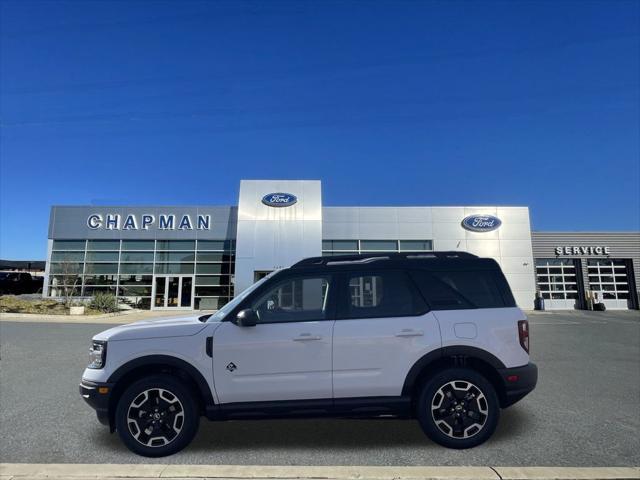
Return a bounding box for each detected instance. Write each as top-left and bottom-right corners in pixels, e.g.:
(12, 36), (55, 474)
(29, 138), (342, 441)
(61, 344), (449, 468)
(291, 252), (500, 272)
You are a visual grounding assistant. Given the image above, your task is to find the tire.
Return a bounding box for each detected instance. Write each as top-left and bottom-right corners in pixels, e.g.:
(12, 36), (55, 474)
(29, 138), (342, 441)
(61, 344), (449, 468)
(115, 374), (199, 457)
(416, 368), (499, 449)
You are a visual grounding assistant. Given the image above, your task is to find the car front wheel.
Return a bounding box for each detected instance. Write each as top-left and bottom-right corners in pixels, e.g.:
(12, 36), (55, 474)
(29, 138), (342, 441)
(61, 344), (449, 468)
(115, 374), (199, 457)
(417, 368), (499, 449)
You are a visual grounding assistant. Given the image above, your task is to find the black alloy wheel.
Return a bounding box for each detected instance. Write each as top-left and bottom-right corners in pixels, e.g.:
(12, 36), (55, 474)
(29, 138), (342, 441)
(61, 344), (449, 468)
(417, 368), (499, 449)
(115, 374), (199, 457)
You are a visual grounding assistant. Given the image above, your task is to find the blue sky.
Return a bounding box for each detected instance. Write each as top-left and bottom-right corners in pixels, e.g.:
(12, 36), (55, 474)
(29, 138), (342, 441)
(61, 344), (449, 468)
(1, 0), (638, 260)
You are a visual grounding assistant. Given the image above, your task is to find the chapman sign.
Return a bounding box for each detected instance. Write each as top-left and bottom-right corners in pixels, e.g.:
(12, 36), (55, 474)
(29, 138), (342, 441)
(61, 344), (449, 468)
(555, 246), (611, 256)
(87, 214), (211, 231)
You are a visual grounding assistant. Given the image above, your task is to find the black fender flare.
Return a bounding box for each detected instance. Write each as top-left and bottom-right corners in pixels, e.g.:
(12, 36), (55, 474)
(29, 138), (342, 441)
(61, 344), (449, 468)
(401, 346), (506, 396)
(107, 355), (215, 408)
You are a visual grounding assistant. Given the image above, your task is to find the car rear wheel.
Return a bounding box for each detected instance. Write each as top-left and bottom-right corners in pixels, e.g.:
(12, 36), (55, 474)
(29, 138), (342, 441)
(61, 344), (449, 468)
(417, 368), (499, 449)
(115, 374), (199, 457)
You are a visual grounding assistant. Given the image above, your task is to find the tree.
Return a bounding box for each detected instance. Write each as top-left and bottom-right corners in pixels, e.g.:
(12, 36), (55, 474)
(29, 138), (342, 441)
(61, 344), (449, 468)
(51, 258), (82, 308)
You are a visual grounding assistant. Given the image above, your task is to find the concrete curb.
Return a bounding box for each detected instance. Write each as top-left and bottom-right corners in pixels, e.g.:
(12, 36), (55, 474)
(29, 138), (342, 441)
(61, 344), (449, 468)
(1, 464), (638, 480)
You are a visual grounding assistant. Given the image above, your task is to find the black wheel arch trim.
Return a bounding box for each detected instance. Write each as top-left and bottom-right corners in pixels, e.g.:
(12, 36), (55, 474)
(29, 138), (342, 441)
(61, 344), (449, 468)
(401, 346), (507, 396)
(107, 355), (215, 409)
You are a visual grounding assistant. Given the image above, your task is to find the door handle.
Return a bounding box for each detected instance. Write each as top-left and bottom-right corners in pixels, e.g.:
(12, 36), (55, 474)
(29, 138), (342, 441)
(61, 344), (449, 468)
(293, 333), (322, 341)
(395, 329), (424, 337)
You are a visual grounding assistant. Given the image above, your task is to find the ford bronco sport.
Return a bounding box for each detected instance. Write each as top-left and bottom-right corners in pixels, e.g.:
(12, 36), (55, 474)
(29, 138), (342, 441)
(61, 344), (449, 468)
(80, 252), (537, 457)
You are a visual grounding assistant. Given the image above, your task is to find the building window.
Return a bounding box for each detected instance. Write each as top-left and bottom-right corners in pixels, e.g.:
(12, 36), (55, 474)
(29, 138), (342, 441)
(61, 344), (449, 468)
(51, 240), (85, 251)
(48, 238), (236, 310)
(322, 239), (433, 256)
(360, 240), (398, 252)
(86, 240), (120, 251)
(400, 240), (433, 251)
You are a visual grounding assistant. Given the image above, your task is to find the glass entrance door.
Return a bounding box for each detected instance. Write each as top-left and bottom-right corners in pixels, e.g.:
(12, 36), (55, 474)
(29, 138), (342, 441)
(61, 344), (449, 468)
(153, 276), (194, 309)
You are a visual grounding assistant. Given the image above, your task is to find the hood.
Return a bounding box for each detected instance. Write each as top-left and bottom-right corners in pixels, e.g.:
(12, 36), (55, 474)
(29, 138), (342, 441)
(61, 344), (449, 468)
(93, 315), (209, 342)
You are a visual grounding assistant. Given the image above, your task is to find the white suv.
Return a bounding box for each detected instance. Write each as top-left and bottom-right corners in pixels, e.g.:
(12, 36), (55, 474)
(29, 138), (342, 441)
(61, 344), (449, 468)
(80, 252), (537, 457)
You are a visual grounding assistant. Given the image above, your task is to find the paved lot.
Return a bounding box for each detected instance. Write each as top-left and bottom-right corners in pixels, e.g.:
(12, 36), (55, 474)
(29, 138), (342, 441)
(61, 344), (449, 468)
(1, 311), (638, 466)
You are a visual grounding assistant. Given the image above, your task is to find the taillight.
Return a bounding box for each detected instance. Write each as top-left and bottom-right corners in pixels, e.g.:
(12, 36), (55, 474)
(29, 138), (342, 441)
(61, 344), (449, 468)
(518, 320), (530, 354)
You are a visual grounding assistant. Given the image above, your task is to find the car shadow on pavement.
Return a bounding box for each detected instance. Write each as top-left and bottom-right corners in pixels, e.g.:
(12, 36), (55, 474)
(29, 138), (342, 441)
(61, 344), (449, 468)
(490, 406), (534, 442)
(89, 407), (530, 454)
(190, 419), (431, 451)
(193, 408), (531, 452)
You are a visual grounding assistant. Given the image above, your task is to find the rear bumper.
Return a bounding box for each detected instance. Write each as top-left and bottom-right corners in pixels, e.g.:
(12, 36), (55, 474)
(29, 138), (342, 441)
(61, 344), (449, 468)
(79, 380), (114, 427)
(498, 362), (538, 408)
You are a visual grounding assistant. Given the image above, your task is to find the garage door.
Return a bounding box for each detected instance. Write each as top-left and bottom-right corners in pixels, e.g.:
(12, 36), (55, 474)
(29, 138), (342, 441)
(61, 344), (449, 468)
(587, 259), (631, 310)
(536, 259), (579, 310)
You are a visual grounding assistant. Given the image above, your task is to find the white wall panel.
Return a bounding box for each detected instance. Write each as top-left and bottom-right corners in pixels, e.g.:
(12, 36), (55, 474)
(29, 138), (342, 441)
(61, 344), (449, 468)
(323, 207), (359, 223)
(397, 207), (433, 223)
(397, 222), (433, 238)
(432, 207), (465, 222)
(432, 222), (466, 239)
(466, 239), (501, 257)
(465, 229), (500, 240)
(322, 222), (360, 239)
(500, 240), (534, 257)
(499, 256), (535, 275)
(463, 207), (498, 216)
(358, 208), (398, 223)
(433, 239), (468, 251)
(358, 222), (399, 239)
(236, 180), (322, 293)
(499, 222), (533, 240)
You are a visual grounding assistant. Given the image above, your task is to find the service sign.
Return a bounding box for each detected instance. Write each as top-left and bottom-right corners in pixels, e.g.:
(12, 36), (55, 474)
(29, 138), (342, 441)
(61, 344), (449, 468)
(461, 214), (502, 232)
(555, 246), (611, 256)
(261, 193), (298, 207)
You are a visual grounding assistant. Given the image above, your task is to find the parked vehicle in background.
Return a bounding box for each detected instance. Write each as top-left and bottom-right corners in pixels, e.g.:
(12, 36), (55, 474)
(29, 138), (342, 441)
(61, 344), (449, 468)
(0, 272), (43, 294)
(80, 252), (537, 457)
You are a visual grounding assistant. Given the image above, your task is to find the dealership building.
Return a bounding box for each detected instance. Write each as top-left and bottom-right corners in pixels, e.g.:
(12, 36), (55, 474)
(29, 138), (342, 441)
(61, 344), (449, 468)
(44, 180), (640, 312)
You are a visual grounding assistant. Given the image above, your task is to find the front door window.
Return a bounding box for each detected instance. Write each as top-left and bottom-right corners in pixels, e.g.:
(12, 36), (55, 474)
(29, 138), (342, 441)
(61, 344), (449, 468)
(251, 276), (330, 323)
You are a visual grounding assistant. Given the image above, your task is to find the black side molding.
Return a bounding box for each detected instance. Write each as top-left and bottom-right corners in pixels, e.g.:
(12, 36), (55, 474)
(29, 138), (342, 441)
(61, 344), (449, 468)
(210, 396), (412, 421)
(205, 337), (213, 357)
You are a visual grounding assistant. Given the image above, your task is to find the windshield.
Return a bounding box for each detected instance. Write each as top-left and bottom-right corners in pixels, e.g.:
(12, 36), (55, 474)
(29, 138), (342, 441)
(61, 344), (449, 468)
(207, 271), (277, 322)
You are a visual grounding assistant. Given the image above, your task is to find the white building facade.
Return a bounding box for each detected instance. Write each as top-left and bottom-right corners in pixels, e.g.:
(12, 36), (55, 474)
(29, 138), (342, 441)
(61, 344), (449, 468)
(44, 179), (638, 311)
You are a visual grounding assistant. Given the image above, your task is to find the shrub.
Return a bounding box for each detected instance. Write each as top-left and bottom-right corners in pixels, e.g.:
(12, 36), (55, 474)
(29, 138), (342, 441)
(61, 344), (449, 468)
(89, 293), (118, 313)
(0, 296), (68, 314)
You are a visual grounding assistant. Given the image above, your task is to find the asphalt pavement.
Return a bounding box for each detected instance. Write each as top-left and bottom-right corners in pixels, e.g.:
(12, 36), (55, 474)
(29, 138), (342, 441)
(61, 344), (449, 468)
(0, 310), (638, 466)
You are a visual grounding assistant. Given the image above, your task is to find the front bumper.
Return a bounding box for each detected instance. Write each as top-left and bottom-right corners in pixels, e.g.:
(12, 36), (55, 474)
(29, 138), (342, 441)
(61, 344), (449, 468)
(497, 362), (538, 408)
(79, 379), (114, 427)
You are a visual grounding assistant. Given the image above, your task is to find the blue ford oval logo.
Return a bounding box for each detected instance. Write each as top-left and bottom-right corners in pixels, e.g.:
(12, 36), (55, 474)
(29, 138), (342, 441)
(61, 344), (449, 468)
(261, 192), (298, 207)
(461, 214), (502, 232)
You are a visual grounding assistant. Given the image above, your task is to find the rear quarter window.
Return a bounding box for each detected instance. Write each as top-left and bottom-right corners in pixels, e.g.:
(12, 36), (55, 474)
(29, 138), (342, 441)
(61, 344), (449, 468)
(411, 270), (512, 310)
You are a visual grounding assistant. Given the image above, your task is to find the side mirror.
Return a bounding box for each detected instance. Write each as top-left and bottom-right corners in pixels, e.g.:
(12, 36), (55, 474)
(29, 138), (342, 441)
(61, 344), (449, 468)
(236, 309), (258, 327)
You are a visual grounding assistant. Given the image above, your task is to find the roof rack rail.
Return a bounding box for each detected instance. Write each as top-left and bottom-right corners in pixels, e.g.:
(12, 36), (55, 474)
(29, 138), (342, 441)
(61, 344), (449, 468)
(291, 251), (477, 268)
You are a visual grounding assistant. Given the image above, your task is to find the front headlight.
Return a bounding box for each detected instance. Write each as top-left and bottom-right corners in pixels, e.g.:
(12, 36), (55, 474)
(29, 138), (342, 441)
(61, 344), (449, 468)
(88, 340), (107, 369)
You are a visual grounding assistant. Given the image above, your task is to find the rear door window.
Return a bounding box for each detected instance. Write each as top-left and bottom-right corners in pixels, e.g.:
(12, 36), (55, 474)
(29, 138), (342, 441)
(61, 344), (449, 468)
(342, 271), (427, 319)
